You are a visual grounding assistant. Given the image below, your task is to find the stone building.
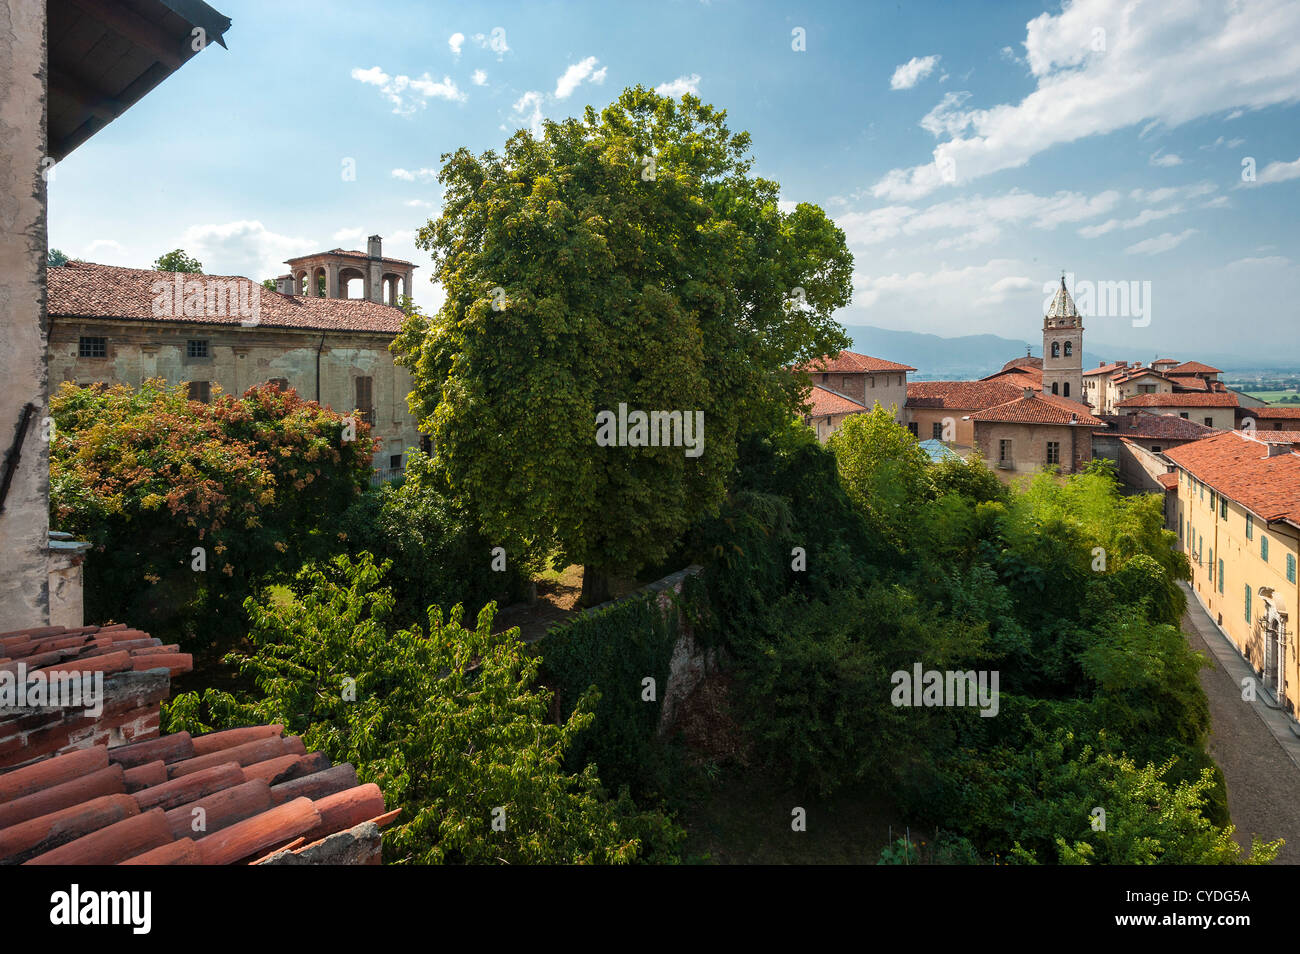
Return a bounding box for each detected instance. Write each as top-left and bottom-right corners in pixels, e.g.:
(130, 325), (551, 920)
(280, 235), (416, 305)
(970, 388), (1106, 475)
(799, 350), (916, 442)
(47, 259), (423, 475)
(1041, 276), (1084, 401)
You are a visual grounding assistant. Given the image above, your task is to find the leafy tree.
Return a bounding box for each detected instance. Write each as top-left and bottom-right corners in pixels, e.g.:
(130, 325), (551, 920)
(828, 405), (934, 548)
(47, 248), (68, 267)
(262, 278), (276, 291)
(166, 553), (684, 864)
(154, 249), (203, 273)
(48, 380), (375, 647)
(392, 86), (853, 604)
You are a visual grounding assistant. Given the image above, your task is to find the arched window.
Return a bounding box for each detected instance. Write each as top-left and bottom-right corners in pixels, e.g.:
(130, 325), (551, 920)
(1051, 342), (1060, 358)
(1063, 382), (1071, 397)
(1064, 341), (1073, 357)
(1052, 382), (1059, 395)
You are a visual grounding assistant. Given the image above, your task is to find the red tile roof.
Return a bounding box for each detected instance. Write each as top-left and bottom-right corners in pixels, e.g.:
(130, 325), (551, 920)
(1169, 361), (1223, 375)
(1247, 406), (1300, 419)
(1000, 356), (1043, 372)
(1115, 392), (1239, 408)
(285, 247), (415, 267)
(0, 623), (191, 771)
(1152, 358), (1180, 367)
(800, 350), (917, 374)
(971, 392), (1106, 426)
(1165, 430), (1300, 527)
(1084, 362), (1128, 376)
(805, 385), (866, 417)
(1099, 412), (1221, 441)
(1156, 472), (1179, 490)
(905, 380), (1024, 411)
(1113, 367), (1168, 384)
(49, 261), (405, 334)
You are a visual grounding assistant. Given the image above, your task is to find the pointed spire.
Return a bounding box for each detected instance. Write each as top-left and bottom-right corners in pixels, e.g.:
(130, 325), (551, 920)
(1046, 271), (1079, 321)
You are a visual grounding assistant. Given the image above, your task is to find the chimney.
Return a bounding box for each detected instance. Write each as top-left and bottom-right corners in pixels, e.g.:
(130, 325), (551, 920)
(367, 234), (383, 303)
(275, 274), (294, 295)
(1267, 441), (1295, 457)
(1023, 387), (1034, 400)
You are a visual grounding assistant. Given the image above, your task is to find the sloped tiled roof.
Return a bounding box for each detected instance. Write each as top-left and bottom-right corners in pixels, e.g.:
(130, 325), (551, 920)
(806, 385), (867, 417)
(284, 248), (415, 267)
(1156, 472), (1180, 490)
(49, 262), (405, 334)
(0, 725), (395, 865)
(906, 380), (1024, 411)
(1152, 358), (1180, 367)
(1084, 362), (1128, 376)
(800, 350), (917, 374)
(971, 392), (1105, 426)
(1169, 360), (1223, 375)
(1115, 392), (1239, 408)
(1000, 356), (1043, 372)
(1045, 276), (1080, 320)
(1113, 367), (1168, 384)
(1165, 431), (1300, 526)
(1100, 412), (1221, 441)
(1248, 406), (1300, 419)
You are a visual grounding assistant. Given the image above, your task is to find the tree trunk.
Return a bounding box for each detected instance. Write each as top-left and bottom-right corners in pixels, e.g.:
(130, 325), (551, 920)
(579, 566), (612, 608)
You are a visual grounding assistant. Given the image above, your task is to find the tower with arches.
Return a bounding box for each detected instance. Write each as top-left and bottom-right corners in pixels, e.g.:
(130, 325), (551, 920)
(279, 235), (415, 306)
(1042, 274), (1083, 400)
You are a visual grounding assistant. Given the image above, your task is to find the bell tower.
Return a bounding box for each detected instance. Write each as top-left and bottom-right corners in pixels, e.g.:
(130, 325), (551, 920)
(1042, 274), (1083, 400)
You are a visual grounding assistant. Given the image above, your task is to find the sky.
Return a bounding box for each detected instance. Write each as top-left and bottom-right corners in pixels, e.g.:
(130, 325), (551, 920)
(48, 0), (1300, 365)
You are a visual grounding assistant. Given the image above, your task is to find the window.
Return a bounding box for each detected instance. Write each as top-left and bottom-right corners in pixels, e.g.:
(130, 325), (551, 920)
(821, 373), (828, 383)
(187, 339), (210, 358)
(389, 453), (402, 471)
(1204, 417), (1213, 427)
(1210, 548), (1214, 581)
(1247, 514), (1254, 540)
(187, 380), (211, 403)
(1219, 559), (1225, 593)
(1151, 445), (1162, 453)
(931, 422), (944, 440)
(1046, 441), (1060, 465)
(907, 422), (919, 437)
(267, 378), (289, 391)
(868, 376), (875, 388)
(1179, 412), (1189, 419)
(999, 439), (1012, 462)
(1210, 492), (1216, 510)
(1051, 382), (1059, 395)
(1051, 342), (1060, 358)
(1064, 341), (1073, 357)
(1288, 554), (1297, 585)
(1245, 585), (1252, 624)
(1221, 498), (1228, 519)
(355, 376), (374, 424)
(1179, 515), (1184, 541)
(78, 336), (107, 358)
(1261, 536), (1269, 562)
(1063, 383), (1071, 397)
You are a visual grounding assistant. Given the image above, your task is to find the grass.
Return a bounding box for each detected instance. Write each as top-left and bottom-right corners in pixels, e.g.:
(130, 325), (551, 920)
(1244, 390), (1300, 405)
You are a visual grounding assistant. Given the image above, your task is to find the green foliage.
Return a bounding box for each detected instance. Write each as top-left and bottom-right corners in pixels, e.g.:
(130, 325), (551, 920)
(337, 451), (530, 625)
(828, 405), (935, 548)
(167, 553), (683, 864)
(47, 248), (68, 267)
(392, 86), (853, 593)
(540, 591), (681, 796)
(153, 249), (203, 273)
(48, 380), (375, 648)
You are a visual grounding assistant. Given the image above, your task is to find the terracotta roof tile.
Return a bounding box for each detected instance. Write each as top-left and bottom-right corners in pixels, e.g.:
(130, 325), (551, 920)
(905, 380), (1024, 411)
(1248, 406), (1300, 420)
(1169, 360), (1223, 375)
(1156, 472), (1179, 489)
(971, 392), (1106, 426)
(1115, 392), (1239, 408)
(805, 384), (867, 416)
(1164, 430), (1300, 526)
(1099, 412), (1221, 441)
(800, 349), (917, 374)
(49, 261), (405, 334)
(1084, 362), (1128, 376)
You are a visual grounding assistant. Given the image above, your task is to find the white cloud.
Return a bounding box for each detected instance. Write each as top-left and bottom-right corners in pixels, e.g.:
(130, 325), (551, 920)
(473, 28), (510, 58)
(82, 238), (125, 261)
(448, 32), (464, 55)
(890, 55), (940, 90)
(871, 0), (1300, 201)
(555, 57), (607, 99)
(1226, 255), (1291, 268)
(513, 90), (545, 135)
(1200, 135), (1246, 150)
(1255, 154), (1300, 184)
(656, 74), (700, 97)
(975, 275), (1038, 307)
(472, 69), (487, 86)
(332, 227), (367, 244)
(390, 168), (438, 182)
(1124, 228), (1198, 255)
(406, 199), (437, 209)
(1150, 150), (1183, 167)
(179, 221), (316, 281)
(351, 66), (466, 114)
(852, 258), (1030, 310)
(920, 92), (973, 138)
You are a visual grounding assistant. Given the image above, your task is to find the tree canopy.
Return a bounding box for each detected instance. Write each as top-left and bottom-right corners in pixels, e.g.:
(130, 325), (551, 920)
(393, 86), (853, 603)
(154, 249), (204, 273)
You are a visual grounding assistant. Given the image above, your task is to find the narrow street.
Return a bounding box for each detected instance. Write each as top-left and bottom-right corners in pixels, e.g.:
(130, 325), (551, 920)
(1181, 584), (1300, 863)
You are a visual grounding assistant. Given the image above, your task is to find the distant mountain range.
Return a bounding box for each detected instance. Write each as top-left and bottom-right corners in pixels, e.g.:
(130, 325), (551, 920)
(842, 325), (1281, 380)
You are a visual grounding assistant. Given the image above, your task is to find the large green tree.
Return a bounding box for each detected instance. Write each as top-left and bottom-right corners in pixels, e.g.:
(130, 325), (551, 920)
(154, 249), (204, 273)
(393, 86), (853, 604)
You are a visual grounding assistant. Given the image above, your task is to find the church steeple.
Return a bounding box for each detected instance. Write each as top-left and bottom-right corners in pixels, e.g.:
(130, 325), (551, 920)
(1042, 271), (1083, 401)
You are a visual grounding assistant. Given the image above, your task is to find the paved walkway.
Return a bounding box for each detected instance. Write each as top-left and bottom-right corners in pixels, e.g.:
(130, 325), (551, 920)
(1180, 582), (1300, 863)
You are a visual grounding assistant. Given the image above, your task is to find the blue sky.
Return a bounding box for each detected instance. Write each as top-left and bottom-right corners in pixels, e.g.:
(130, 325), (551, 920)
(49, 0), (1300, 364)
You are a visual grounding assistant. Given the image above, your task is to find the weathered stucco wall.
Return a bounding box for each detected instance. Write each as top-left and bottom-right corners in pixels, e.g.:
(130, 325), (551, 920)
(0, 0), (52, 628)
(48, 319), (423, 467)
